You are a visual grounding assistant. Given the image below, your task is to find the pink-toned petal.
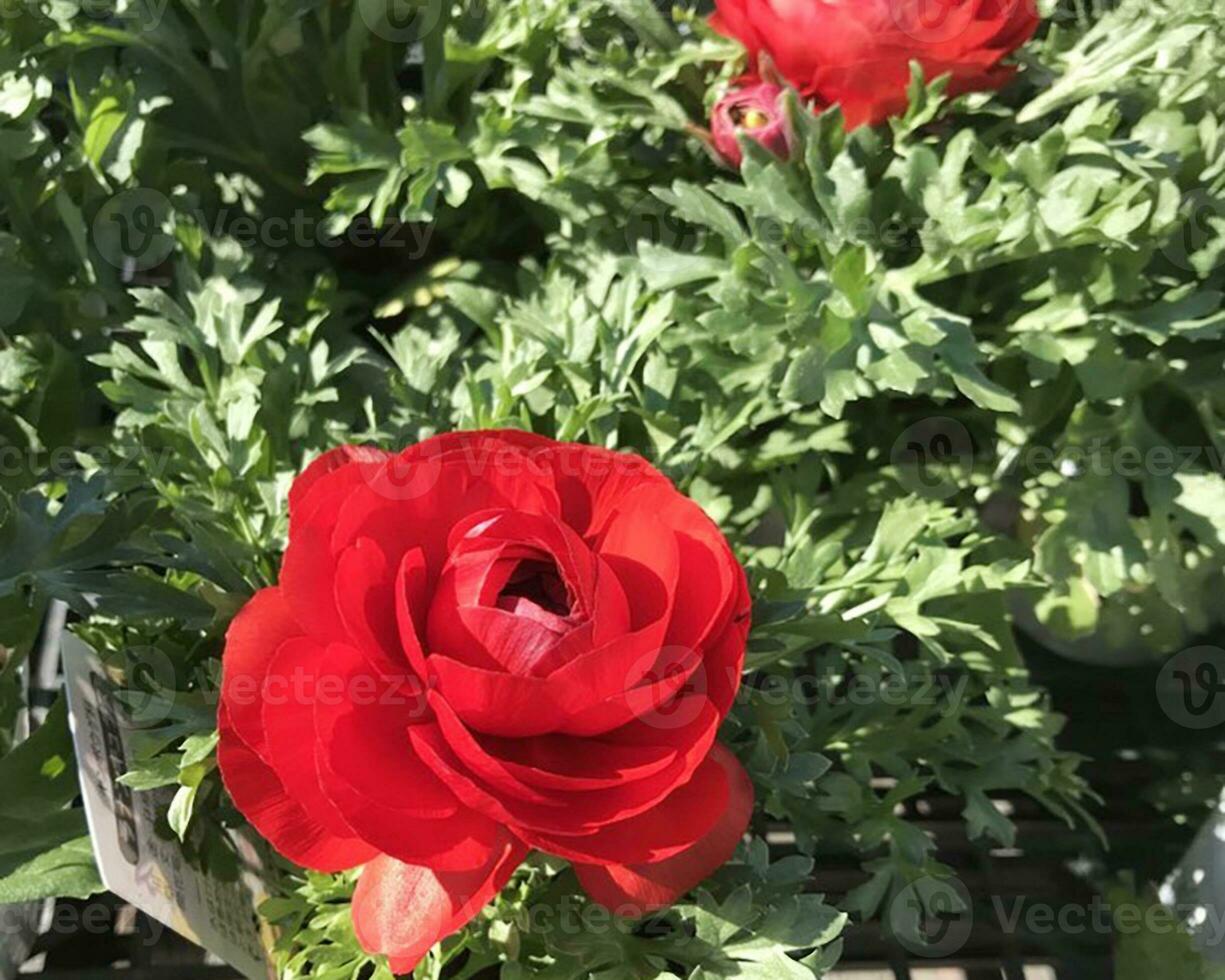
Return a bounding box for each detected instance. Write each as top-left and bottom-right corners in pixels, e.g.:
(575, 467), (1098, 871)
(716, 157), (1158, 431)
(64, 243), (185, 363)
(352, 832), (528, 971)
(431, 600), (564, 676)
(426, 508), (613, 677)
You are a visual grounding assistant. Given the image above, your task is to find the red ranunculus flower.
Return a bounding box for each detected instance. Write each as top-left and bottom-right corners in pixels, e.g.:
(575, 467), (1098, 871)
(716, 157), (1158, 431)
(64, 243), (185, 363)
(711, 0), (1040, 129)
(710, 81), (792, 168)
(217, 431), (753, 973)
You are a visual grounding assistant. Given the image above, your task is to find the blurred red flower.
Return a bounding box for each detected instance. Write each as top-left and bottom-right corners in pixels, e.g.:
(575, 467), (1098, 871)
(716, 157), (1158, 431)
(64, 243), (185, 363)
(711, 0), (1040, 128)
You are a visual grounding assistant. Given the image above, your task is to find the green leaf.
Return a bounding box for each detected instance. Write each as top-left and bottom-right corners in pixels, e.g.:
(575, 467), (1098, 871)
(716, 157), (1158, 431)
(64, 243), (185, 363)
(0, 698), (80, 820)
(0, 837), (102, 904)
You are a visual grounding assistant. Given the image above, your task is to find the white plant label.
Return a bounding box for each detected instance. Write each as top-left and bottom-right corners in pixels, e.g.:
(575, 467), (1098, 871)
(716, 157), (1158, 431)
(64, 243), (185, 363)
(62, 634), (274, 980)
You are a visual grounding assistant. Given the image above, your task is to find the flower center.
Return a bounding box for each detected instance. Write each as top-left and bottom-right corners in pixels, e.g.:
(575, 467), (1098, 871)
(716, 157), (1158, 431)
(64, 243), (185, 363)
(496, 558), (572, 617)
(732, 106), (771, 130)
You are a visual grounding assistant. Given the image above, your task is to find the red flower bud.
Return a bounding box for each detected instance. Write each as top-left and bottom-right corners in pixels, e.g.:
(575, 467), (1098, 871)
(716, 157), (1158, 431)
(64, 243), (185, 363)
(710, 81), (792, 168)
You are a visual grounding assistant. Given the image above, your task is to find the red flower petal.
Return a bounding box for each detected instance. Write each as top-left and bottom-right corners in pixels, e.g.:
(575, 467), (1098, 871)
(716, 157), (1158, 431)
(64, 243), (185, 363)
(311, 645), (500, 870)
(426, 655), (568, 737)
(260, 637), (362, 842)
(558, 639), (705, 736)
(334, 537), (403, 675)
(352, 831), (528, 971)
(219, 587), (302, 753)
(280, 522), (347, 641)
(574, 744), (754, 913)
(327, 440), (558, 583)
(427, 620), (692, 739)
(289, 445), (391, 533)
(218, 589), (376, 869)
(394, 547), (430, 680)
(217, 704), (375, 871)
(220, 431), (757, 915)
(426, 509), (621, 677)
(511, 699), (722, 854)
(410, 694), (723, 842)
(520, 747), (726, 865)
(710, 0), (1038, 130)
(597, 510), (678, 635)
(534, 443), (672, 539)
(480, 731), (677, 793)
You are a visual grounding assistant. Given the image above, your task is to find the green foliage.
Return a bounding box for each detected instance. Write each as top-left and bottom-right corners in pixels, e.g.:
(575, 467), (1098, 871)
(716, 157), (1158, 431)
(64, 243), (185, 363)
(260, 870), (392, 980)
(0, 0), (1222, 975)
(0, 699), (102, 901)
(1110, 882), (1225, 980)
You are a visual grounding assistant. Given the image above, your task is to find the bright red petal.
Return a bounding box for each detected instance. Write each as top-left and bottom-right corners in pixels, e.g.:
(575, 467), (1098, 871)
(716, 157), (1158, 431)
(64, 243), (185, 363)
(426, 655), (568, 737)
(395, 547), (431, 679)
(260, 637), (362, 842)
(280, 522), (347, 641)
(219, 587), (302, 752)
(216, 705), (375, 872)
(218, 589), (375, 870)
(289, 445), (391, 533)
(574, 744), (753, 913)
(334, 537), (404, 675)
(481, 731), (677, 793)
(328, 439), (558, 581)
(310, 645), (499, 870)
(517, 718), (726, 863)
(533, 442), (672, 539)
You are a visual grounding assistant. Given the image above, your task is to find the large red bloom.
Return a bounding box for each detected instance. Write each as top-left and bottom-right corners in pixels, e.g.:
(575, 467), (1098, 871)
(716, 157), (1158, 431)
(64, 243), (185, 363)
(217, 431), (753, 973)
(711, 0), (1040, 128)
